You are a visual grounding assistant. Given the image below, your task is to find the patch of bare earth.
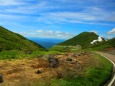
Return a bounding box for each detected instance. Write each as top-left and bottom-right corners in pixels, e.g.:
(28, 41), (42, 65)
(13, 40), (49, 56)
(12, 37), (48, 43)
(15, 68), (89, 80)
(0, 52), (99, 86)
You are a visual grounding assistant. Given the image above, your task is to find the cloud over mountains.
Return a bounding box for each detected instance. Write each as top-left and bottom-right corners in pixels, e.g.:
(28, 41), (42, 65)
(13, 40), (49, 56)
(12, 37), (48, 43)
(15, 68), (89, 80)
(19, 30), (74, 39)
(107, 28), (115, 34)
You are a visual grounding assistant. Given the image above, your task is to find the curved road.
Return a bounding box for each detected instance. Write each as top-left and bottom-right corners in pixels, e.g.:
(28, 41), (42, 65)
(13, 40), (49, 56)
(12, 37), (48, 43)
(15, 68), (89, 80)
(97, 52), (115, 86)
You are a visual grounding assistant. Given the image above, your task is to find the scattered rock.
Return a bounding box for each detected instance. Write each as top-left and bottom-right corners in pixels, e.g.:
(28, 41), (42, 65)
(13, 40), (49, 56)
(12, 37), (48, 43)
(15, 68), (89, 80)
(72, 53), (77, 58)
(0, 74), (3, 83)
(35, 70), (42, 74)
(66, 58), (72, 61)
(48, 55), (59, 68)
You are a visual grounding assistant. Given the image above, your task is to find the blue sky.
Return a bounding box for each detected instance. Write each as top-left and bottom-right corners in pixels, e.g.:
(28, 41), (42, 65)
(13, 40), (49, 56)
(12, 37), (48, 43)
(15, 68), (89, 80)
(0, 0), (115, 39)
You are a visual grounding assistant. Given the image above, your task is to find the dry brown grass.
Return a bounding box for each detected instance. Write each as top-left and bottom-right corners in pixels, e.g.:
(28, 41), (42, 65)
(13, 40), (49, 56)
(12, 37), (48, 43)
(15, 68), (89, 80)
(0, 52), (99, 86)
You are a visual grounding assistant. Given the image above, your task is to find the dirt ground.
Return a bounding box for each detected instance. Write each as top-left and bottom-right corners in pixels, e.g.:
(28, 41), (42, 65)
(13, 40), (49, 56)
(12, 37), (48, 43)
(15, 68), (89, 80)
(0, 52), (96, 86)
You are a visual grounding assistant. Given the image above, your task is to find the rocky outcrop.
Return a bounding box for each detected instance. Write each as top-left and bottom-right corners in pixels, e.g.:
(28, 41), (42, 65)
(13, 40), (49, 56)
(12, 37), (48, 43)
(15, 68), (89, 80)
(47, 55), (59, 68)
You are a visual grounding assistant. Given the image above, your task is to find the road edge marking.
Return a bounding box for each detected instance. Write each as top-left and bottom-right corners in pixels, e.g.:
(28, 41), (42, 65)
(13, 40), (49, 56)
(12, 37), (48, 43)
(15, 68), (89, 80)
(97, 53), (115, 86)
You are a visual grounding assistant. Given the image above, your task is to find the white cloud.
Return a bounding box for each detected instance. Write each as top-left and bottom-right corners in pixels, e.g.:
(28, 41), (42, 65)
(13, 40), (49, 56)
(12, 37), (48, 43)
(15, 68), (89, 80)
(107, 28), (115, 34)
(0, 13), (37, 24)
(18, 30), (74, 39)
(36, 30), (44, 33)
(0, 0), (25, 6)
(3, 1), (49, 14)
(36, 8), (115, 25)
(0, 1), (58, 15)
(0, 0), (114, 27)
(55, 31), (62, 34)
(44, 12), (96, 21)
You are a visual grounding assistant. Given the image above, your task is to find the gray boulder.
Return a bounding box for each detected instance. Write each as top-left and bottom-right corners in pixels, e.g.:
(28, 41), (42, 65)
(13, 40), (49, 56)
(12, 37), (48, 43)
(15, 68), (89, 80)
(72, 53), (77, 58)
(47, 55), (59, 68)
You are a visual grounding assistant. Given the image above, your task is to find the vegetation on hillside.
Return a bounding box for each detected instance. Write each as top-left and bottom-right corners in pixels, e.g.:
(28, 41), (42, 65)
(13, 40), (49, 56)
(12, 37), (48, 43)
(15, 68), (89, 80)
(38, 52), (112, 86)
(1, 51), (111, 86)
(91, 38), (115, 50)
(0, 26), (114, 86)
(0, 26), (45, 52)
(52, 32), (114, 51)
(58, 32), (98, 48)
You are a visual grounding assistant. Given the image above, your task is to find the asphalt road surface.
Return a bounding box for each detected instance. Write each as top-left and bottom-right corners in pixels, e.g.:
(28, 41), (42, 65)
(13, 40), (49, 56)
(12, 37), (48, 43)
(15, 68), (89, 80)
(97, 52), (115, 86)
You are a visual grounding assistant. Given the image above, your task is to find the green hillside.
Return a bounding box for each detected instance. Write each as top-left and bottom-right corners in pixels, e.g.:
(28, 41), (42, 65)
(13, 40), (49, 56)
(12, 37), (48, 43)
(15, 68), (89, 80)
(51, 32), (115, 51)
(92, 38), (115, 50)
(58, 32), (98, 48)
(0, 26), (45, 52)
(108, 38), (115, 47)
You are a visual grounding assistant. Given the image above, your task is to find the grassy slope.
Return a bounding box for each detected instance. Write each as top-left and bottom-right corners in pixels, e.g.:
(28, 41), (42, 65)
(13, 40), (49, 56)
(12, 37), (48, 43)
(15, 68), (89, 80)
(0, 26), (45, 51)
(58, 32), (98, 48)
(0, 26), (46, 59)
(16, 29), (115, 86)
(1, 51), (112, 86)
(32, 52), (112, 86)
(49, 35), (114, 85)
(0, 26), (113, 86)
(52, 54), (112, 86)
(91, 38), (115, 50)
(51, 32), (114, 51)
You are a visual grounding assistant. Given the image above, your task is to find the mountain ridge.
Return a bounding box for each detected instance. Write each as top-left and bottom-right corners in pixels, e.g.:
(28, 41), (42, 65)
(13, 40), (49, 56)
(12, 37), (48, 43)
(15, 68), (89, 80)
(0, 26), (45, 52)
(56, 31), (114, 50)
(58, 32), (99, 48)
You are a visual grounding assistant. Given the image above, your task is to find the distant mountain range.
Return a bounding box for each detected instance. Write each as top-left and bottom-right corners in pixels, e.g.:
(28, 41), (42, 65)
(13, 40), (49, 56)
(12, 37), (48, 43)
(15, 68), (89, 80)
(0, 26), (45, 52)
(27, 37), (65, 49)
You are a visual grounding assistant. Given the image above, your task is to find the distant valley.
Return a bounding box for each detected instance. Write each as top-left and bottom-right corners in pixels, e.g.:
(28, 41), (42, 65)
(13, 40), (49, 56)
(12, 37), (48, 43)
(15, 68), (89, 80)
(27, 37), (66, 49)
